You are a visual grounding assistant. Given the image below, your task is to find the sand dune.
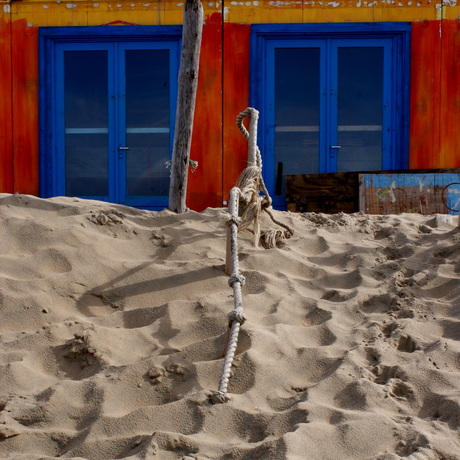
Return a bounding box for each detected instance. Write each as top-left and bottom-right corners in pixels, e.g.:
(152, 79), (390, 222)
(0, 193), (459, 460)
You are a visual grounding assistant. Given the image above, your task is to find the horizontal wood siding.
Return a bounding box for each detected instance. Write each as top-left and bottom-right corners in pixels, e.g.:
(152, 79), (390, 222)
(11, 19), (39, 195)
(0, 18), (13, 192)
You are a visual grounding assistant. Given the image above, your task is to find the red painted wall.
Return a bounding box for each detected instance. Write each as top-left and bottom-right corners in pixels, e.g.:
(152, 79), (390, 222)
(188, 12), (223, 211)
(410, 21), (442, 169)
(188, 14), (251, 211)
(222, 22), (251, 203)
(439, 20), (460, 168)
(0, 18), (13, 192)
(0, 19), (39, 195)
(11, 20), (39, 196)
(410, 20), (460, 170)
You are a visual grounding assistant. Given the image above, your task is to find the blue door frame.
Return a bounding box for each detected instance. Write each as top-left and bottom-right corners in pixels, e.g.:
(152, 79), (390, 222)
(39, 26), (181, 210)
(250, 23), (411, 209)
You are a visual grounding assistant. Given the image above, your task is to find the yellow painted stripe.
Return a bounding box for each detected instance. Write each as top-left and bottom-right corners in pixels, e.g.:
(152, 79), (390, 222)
(1, 0), (458, 26)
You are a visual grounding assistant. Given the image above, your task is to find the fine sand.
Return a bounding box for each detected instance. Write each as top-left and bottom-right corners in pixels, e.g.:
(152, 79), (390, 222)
(0, 193), (459, 460)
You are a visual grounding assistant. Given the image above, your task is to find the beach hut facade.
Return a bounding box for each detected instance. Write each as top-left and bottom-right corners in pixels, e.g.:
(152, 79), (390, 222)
(0, 1), (459, 211)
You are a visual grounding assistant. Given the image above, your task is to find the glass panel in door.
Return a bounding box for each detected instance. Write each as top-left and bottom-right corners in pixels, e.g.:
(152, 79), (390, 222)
(125, 49), (171, 199)
(336, 47), (384, 172)
(274, 48), (321, 195)
(64, 51), (109, 197)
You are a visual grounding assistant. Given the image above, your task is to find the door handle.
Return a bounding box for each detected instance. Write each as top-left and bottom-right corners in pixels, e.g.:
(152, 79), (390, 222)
(118, 146), (129, 159)
(330, 145), (341, 158)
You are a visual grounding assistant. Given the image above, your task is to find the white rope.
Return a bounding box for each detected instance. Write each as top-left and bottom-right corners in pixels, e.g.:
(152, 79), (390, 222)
(210, 108), (294, 404)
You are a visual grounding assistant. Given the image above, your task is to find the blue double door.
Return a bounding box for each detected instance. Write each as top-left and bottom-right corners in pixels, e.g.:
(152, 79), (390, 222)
(52, 41), (179, 208)
(257, 32), (410, 207)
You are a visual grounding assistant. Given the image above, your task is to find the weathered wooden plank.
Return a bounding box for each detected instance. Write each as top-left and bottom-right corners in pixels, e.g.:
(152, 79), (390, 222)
(12, 19), (39, 195)
(169, 0), (204, 213)
(188, 11), (223, 211)
(362, 172), (460, 215)
(0, 17), (13, 193)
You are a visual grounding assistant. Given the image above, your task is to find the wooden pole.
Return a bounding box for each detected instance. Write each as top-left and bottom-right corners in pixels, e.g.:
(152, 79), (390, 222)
(168, 0), (204, 213)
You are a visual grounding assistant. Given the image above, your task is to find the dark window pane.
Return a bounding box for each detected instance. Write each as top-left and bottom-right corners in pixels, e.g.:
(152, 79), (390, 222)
(64, 51), (108, 196)
(125, 50), (170, 128)
(65, 134), (108, 196)
(337, 47), (383, 171)
(275, 48), (320, 194)
(125, 50), (170, 197)
(126, 133), (170, 196)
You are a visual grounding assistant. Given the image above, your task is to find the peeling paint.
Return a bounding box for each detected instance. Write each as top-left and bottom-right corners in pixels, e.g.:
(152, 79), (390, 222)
(66, 3), (77, 8)
(229, 0), (260, 4)
(43, 4), (50, 7)
(327, 1), (340, 6)
(93, 3), (99, 6)
(389, 181), (397, 203)
(268, 1), (302, 6)
(3, 4), (10, 14)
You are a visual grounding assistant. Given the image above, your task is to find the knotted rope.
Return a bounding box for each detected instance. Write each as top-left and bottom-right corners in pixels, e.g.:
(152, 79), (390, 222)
(210, 108), (294, 404)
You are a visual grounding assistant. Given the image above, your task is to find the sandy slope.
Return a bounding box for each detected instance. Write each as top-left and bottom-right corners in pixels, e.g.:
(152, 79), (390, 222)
(0, 193), (459, 460)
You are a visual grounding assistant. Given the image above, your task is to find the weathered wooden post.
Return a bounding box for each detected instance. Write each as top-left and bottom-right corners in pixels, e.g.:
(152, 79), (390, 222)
(168, 0), (204, 213)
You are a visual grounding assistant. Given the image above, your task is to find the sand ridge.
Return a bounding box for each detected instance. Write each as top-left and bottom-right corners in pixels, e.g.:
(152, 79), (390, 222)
(0, 193), (459, 459)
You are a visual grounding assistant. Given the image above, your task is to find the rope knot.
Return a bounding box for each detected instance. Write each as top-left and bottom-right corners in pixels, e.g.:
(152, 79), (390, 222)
(227, 309), (247, 325)
(226, 214), (241, 227)
(210, 391), (231, 405)
(228, 273), (245, 287)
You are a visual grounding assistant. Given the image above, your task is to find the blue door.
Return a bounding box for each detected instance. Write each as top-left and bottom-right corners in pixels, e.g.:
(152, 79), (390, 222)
(251, 24), (411, 209)
(40, 27), (181, 210)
